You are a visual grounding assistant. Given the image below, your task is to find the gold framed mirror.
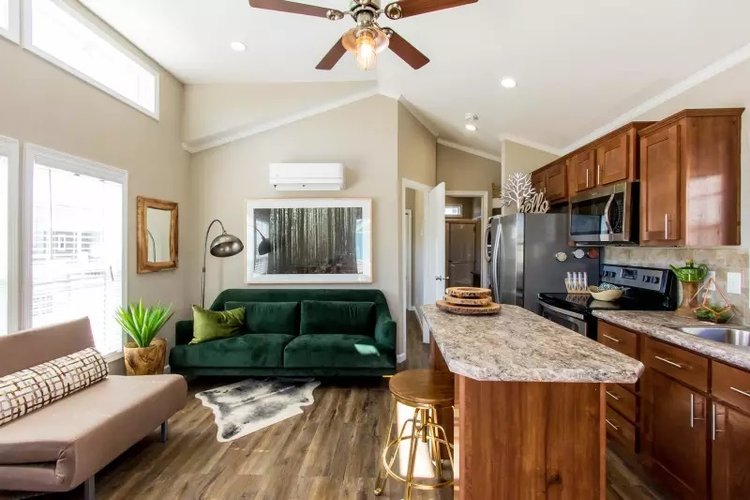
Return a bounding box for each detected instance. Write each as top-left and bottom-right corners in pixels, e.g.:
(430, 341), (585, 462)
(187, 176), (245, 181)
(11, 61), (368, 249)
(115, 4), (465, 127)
(137, 196), (178, 273)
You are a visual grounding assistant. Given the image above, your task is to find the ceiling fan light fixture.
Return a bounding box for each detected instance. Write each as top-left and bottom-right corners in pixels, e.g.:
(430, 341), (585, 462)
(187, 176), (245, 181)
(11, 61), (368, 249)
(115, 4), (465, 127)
(342, 28), (389, 71)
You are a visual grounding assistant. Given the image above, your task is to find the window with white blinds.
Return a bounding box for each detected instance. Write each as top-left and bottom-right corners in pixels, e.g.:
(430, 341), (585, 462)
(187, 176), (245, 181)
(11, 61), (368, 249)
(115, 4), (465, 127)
(0, 137), (18, 336)
(0, 0), (19, 42)
(0, 154), (6, 335)
(24, 0), (158, 117)
(28, 147), (126, 355)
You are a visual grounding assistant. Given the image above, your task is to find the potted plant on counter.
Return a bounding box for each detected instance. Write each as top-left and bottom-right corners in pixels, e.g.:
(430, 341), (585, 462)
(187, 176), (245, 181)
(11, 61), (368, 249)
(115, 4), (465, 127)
(115, 300), (173, 375)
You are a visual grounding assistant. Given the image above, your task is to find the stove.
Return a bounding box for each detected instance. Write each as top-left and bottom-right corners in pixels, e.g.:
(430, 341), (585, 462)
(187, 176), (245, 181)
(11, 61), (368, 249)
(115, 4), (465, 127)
(538, 264), (679, 339)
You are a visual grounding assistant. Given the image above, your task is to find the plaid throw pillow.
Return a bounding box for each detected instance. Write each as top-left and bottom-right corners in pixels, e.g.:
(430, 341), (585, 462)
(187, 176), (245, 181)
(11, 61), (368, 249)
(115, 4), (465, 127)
(0, 347), (108, 426)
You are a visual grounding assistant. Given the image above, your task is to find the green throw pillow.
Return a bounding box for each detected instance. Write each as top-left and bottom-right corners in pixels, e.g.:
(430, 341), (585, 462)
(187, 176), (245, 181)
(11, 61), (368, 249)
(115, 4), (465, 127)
(190, 305), (245, 345)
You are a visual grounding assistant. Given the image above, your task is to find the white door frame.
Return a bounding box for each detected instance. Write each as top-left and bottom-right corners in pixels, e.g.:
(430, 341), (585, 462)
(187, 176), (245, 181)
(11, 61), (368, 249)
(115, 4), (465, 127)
(403, 209), (413, 311)
(445, 190), (489, 288)
(401, 178), (432, 360)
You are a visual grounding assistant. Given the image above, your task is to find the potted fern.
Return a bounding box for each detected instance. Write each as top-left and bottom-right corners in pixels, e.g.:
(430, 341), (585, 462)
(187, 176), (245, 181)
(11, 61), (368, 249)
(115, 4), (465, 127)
(115, 301), (173, 375)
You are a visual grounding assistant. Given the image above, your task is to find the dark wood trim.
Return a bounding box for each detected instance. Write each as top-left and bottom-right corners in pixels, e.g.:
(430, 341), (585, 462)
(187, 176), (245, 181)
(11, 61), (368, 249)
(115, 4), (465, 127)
(136, 196), (179, 274)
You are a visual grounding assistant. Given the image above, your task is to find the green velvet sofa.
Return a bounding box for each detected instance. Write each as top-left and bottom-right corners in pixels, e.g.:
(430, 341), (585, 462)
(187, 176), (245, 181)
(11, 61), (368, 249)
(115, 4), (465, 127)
(169, 289), (397, 377)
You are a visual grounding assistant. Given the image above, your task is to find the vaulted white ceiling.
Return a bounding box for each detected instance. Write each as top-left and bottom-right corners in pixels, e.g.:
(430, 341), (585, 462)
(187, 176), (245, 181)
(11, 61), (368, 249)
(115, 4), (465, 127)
(82, 0), (750, 155)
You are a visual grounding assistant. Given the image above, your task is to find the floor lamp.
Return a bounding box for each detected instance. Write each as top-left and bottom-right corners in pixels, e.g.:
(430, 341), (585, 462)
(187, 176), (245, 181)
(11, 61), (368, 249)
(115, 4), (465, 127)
(201, 219), (244, 308)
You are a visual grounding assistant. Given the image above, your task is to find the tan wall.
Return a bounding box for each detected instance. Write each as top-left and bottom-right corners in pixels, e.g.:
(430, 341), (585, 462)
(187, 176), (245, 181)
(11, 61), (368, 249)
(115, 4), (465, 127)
(437, 143), (501, 194)
(188, 95), (403, 347)
(0, 26), (191, 356)
(183, 81), (377, 144)
(445, 196), (475, 219)
(397, 104), (436, 348)
(501, 139), (559, 180)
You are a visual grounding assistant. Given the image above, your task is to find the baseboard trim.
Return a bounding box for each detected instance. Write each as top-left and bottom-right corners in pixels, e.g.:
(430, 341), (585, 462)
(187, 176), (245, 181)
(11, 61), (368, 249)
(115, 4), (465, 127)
(397, 353), (407, 364)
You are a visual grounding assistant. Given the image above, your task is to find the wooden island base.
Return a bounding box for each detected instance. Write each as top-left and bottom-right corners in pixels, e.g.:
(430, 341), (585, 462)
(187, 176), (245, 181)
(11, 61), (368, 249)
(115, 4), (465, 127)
(433, 337), (606, 499)
(454, 376), (605, 499)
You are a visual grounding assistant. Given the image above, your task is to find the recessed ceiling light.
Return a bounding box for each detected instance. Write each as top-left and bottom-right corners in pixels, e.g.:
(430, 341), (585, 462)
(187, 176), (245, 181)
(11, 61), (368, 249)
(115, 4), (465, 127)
(230, 41), (247, 52)
(465, 123), (478, 132)
(500, 77), (517, 89)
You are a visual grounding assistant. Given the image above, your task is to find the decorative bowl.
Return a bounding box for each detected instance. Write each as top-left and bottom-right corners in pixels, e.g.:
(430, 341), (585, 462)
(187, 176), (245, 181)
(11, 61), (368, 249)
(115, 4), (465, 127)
(588, 286), (624, 302)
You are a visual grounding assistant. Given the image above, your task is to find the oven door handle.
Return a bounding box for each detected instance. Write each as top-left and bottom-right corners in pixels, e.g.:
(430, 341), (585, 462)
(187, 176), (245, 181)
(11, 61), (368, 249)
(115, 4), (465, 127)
(603, 193), (615, 234)
(540, 301), (586, 321)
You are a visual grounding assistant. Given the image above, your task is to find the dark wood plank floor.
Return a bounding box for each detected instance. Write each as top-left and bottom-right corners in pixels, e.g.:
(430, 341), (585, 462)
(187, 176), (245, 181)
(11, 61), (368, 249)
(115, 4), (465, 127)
(2, 312), (664, 500)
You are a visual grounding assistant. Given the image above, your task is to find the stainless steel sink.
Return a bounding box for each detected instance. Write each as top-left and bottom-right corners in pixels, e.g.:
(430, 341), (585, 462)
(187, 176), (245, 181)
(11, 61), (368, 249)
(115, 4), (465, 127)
(678, 327), (750, 347)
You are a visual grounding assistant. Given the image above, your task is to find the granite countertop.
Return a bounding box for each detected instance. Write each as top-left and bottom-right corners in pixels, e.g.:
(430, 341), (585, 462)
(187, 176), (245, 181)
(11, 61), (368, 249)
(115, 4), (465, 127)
(421, 304), (643, 383)
(593, 310), (750, 370)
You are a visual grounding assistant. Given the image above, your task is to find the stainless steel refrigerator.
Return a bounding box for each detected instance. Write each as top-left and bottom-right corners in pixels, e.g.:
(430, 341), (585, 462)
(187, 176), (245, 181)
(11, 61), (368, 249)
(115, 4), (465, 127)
(488, 213), (600, 313)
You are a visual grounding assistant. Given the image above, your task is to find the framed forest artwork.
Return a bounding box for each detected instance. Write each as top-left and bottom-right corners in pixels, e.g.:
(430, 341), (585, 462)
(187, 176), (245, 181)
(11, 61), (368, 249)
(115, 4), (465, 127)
(246, 198), (372, 284)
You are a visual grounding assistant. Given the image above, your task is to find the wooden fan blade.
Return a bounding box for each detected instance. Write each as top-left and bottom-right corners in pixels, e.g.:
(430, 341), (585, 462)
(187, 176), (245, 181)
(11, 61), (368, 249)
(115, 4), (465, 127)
(384, 0), (477, 19)
(316, 38), (347, 70)
(387, 30), (430, 69)
(249, 0), (332, 18)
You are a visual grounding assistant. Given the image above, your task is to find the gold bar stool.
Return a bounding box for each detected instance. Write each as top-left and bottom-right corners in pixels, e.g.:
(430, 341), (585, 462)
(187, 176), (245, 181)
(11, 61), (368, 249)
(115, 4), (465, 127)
(374, 369), (455, 499)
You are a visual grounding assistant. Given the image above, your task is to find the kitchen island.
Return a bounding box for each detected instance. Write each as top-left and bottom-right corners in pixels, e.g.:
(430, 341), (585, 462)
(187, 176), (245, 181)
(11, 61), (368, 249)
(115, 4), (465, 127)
(421, 303), (644, 500)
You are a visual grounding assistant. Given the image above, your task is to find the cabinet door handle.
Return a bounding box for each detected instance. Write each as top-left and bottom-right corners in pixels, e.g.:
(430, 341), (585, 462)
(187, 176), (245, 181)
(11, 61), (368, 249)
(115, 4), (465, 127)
(654, 355), (682, 369)
(586, 169), (590, 187)
(690, 393), (705, 429)
(730, 386), (750, 398)
(664, 214), (669, 239)
(606, 390), (620, 401)
(597, 164), (601, 184)
(602, 334), (621, 343)
(605, 419), (619, 431)
(712, 402), (717, 441)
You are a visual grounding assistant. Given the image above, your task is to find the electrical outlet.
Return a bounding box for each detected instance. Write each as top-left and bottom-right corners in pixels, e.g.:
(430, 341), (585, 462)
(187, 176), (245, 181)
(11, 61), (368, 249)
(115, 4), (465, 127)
(727, 272), (742, 295)
(707, 271), (716, 290)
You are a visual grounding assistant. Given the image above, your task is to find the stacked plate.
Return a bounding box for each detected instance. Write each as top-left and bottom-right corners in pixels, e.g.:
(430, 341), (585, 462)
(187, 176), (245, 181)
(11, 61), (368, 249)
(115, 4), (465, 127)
(437, 287), (501, 316)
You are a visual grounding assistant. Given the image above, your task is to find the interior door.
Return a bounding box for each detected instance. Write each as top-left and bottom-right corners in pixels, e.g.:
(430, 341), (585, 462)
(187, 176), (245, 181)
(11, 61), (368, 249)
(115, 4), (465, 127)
(446, 221), (476, 288)
(425, 182), (446, 303)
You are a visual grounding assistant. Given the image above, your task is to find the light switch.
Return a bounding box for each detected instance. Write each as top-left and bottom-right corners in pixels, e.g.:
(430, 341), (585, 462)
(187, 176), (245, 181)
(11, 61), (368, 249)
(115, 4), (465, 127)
(727, 272), (742, 295)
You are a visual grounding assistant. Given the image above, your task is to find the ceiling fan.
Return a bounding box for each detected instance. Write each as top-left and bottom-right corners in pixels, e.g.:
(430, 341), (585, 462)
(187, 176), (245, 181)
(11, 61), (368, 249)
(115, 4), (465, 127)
(248, 0), (478, 71)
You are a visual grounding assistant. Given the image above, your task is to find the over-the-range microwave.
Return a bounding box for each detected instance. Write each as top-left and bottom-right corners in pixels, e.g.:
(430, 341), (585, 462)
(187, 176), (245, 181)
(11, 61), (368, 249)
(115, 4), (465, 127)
(569, 181), (638, 245)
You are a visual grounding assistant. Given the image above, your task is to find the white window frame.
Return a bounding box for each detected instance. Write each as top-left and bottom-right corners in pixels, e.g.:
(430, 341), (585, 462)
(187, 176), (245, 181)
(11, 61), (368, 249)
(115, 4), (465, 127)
(21, 143), (128, 356)
(445, 204), (463, 217)
(0, 136), (20, 334)
(21, 0), (160, 119)
(0, 0), (20, 43)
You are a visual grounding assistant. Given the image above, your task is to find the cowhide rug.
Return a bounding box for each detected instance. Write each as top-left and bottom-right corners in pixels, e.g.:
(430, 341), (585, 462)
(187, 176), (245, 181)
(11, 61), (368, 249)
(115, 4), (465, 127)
(196, 378), (320, 442)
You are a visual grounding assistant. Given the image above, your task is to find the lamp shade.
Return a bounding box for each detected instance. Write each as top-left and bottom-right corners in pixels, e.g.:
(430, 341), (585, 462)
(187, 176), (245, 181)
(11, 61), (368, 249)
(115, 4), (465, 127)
(210, 232), (244, 257)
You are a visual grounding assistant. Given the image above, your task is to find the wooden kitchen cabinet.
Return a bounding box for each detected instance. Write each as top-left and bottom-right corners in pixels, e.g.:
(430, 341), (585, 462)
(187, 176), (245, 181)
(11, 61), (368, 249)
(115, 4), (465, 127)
(530, 160), (567, 204)
(642, 369), (708, 499)
(544, 160), (567, 201)
(639, 108), (743, 246)
(711, 402), (750, 500)
(596, 129), (631, 185)
(571, 148), (596, 193)
(531, 169), (546, 196)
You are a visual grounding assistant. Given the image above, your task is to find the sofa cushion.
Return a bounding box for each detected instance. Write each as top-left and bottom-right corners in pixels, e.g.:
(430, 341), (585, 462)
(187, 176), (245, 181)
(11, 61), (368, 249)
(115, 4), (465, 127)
(225, 301), (299, 335)
(284, 335), (394, 369)
(300, 301), (375, 336)
(190, 305), (245, 344)
(0, 374), (186, 492)
(171, 334), (295, 368)
(0, 348), (108, 427)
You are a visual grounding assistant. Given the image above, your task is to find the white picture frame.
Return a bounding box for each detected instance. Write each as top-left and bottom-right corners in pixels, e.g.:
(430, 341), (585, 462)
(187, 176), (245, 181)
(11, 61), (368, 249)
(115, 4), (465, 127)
(246, 198), (372, 284)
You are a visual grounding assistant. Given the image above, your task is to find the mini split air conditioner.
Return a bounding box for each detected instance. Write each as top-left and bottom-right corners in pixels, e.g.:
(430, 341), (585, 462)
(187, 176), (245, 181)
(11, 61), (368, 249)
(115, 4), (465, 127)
(269, 163), (345, 191)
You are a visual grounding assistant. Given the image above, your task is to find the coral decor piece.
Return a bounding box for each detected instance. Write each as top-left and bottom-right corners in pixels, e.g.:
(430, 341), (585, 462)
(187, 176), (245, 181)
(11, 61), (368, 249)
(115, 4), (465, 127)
(498, 173), (550, 213)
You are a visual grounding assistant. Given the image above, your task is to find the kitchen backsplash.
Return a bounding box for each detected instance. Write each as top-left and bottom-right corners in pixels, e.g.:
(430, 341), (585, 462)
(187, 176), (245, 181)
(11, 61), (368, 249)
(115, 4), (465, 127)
(604, 247), (750, 324)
